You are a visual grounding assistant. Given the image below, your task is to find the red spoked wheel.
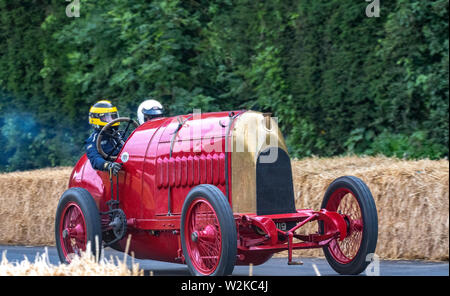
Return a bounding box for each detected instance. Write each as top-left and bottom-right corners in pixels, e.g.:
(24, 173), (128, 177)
(59, 202), (87, 261)
(184, 199), (222, 274)
(55, 188), (102, 264)
(321, 176), (378, 275)
(181, 185), (237, 276)
(325, 188), (364, 264)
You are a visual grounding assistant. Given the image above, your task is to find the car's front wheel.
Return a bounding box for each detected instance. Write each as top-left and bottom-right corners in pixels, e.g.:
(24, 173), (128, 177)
(180, 184), (237, 276)
(320, 176), (378, 275)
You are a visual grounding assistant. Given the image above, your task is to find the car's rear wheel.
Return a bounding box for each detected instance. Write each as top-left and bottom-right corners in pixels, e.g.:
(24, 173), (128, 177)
(181, 184), (237, 276)
(55, 187), (102, 263)
(321, 176), (378, 275)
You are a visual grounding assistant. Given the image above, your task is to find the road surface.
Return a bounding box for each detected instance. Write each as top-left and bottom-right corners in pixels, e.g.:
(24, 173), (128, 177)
(0, 245), (447, 276)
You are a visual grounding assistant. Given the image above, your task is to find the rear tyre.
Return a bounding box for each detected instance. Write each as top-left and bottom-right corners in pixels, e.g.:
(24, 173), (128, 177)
(55, 187), (102, 264)
(181, 184), (237, 276)
(321, 176), (378, 275)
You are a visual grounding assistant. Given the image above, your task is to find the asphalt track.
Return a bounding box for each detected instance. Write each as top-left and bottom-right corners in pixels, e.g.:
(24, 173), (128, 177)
(0, 245), (448, 276)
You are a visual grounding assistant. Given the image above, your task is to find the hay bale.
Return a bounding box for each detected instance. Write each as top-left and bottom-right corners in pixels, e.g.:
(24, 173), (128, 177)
(0, 167), (72, 245)
(290, 156), (449, 261)
(0, 156), (448, 261)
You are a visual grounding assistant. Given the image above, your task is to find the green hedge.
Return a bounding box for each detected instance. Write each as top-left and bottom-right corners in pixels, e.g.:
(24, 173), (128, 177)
(0, 0), (448, 171)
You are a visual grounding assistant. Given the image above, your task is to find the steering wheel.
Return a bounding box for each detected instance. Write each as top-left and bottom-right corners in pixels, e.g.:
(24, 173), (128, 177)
(96, 117), (139, 161)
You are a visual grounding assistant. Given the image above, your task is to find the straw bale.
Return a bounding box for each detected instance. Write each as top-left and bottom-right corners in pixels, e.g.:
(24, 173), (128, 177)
(289, 156), (449, 261)
(0, 156), (448, 261)
(0, 167), (72, 245)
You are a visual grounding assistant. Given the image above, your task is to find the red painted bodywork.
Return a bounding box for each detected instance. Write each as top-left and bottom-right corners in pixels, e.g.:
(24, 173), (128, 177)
(68, 110), (349, 265)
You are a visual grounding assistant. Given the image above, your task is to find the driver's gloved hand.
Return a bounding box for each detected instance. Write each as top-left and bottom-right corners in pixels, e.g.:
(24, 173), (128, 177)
(104, 161), (122, 175)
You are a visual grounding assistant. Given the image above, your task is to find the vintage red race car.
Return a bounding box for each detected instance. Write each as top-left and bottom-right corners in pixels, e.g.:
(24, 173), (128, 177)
(55, 110), (378, 276)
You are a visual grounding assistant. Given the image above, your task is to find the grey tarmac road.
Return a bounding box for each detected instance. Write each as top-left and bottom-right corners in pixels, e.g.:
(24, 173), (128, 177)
(0, 245), (448, 276)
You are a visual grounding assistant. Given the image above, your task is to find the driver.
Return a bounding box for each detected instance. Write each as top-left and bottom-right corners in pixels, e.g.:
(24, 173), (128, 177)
(137, 99), (164, 124)
(86, 100), (122, 175)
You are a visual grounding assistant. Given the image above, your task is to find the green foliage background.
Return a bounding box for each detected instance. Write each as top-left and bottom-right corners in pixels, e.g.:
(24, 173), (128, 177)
(0, 0), (448, 172)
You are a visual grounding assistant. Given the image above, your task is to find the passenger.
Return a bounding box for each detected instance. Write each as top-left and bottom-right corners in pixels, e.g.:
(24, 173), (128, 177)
(137, 99), (164, 124)
(85, 100), (122, 175)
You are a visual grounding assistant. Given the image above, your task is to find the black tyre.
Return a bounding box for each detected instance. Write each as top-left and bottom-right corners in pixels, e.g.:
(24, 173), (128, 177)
(55, 187), (102, 263)
(181, 184), (237, 276)
(320, 176), (378, 275)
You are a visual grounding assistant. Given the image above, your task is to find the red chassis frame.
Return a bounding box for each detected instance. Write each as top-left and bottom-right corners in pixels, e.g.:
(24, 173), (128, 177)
(235, 209), (350, 265)
(124, 207), (350, 265)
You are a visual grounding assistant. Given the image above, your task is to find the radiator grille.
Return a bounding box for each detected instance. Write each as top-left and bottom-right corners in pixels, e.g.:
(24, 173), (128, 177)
(256, 147), (296, 215)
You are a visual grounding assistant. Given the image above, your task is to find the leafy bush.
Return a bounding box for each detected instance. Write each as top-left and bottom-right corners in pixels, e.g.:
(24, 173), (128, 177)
(0, 0), (448, 171)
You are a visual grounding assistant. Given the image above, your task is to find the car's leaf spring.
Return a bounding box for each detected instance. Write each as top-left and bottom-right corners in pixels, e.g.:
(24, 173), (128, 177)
(100, 168), (126, 247)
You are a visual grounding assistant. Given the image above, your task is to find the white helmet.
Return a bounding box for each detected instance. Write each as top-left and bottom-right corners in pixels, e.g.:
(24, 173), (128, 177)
(137, 99), (164, 124)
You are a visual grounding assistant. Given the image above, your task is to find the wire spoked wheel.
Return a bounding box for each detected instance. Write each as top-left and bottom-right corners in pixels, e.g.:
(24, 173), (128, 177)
(59, 202), (87, 262)
(326, 188), (364, 263)
(181, 185), (237, 276)
(321, 176), (378, 275)
(55, 188), (102, 264)
(185, 199), (222, 274)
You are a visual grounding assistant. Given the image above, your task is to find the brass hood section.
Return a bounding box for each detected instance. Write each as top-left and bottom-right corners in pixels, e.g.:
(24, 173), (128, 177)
(230, 111), (288, 213)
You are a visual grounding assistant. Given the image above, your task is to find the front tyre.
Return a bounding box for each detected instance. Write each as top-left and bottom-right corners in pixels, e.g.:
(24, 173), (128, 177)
(321, 176), (378, 275)
(55, 187), (102, 264)
(181, 185), (237, 276)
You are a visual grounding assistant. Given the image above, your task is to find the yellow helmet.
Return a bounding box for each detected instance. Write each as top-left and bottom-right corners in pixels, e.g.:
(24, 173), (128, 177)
(89, 100), (120, 129)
